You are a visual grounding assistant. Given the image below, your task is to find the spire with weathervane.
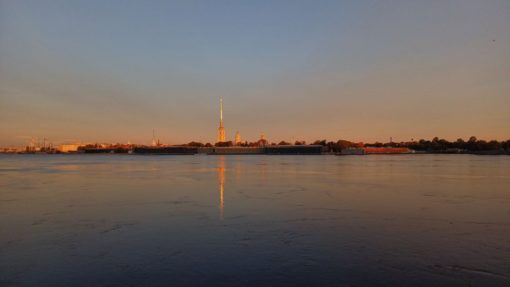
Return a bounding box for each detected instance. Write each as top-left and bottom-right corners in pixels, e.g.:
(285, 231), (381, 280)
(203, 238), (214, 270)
(217, 97), (226, 142)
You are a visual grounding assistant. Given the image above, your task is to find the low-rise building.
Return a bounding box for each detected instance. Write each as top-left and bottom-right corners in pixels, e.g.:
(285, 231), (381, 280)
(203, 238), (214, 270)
(58, 144), (82, 153)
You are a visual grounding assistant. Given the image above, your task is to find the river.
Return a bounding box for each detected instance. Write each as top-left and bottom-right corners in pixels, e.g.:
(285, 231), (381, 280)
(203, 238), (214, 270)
(1, 154), (509, 286)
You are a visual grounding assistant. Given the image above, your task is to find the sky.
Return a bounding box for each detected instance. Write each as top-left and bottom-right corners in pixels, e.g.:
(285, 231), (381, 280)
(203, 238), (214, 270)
(1, 0), (509, 146)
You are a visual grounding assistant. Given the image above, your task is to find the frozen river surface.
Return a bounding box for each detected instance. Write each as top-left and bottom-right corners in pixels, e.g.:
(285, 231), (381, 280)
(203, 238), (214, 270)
(1, 154), (509, 286)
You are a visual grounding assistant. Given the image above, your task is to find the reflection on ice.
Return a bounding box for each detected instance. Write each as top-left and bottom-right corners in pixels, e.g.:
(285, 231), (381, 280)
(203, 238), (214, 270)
(0, 154), (509, 286)
(218, 156), (225, 220)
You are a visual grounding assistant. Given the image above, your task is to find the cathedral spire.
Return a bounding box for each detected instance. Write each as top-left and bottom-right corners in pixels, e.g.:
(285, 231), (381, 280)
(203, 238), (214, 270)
(217, 97), (226, 142)
(220, 97), (223, 128)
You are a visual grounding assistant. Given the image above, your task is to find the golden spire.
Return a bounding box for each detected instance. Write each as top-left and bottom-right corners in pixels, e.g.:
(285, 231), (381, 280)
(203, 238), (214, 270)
(218, 97), (226, 142)
(220, 97), (223, 127)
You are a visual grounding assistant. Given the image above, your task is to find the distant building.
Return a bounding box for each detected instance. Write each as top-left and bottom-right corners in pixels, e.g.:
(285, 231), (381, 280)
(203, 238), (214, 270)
(265, 145), (323, 155)
(340, 147), (413, 155)
(58, 144), (82, 153)
(340, 148), (365, 155)
(0, 146), (25, 153)
(208, 147), (264, 155)
(235, 131), (241, 145)
(363, 147), (412, 154)
(257, 133), (268, 147)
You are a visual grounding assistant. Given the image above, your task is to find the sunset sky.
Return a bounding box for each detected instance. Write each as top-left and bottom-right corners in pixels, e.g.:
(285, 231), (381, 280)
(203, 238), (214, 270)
(1, 0), (509, 146)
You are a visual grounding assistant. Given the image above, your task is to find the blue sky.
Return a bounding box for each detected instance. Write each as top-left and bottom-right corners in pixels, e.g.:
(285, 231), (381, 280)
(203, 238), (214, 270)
(1, 0), (509, 145)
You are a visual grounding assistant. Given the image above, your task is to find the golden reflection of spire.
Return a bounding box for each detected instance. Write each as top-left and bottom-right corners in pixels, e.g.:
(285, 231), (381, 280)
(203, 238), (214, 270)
(218, 156), (225, 220)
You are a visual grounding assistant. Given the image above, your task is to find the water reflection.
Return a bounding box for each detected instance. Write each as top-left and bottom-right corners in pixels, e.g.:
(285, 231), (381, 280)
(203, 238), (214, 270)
(217, 156), (225, 220)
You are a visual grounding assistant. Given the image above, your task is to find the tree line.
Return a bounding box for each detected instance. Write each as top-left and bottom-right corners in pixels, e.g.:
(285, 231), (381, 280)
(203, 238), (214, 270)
(364, 137), (509, 152)
(183, 136), (510, 153)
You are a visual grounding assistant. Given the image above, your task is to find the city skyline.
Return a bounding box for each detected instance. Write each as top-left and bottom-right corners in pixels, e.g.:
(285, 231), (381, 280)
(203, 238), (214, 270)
(2, 95), (508, 148)
(1, 1), (509, 146)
